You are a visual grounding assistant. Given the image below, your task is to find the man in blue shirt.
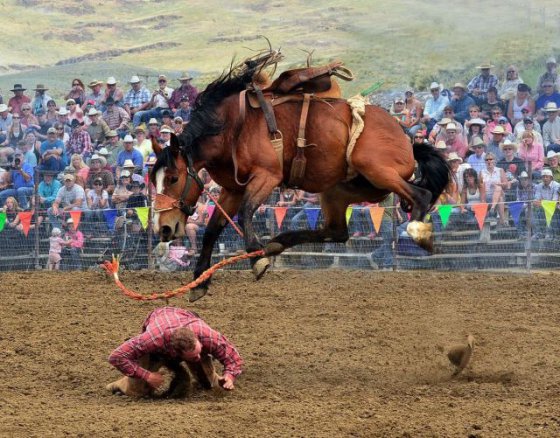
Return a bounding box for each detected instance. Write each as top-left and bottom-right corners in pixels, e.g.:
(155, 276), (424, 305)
(450, 83), (476, 125)
(38, 172), (62, 209)
(535, 80), (560, 112)
(40, 127), (65, 172)
(116, 135), (143, 178)
(421, 82), (449, 134)
(0, 152), (35, 209)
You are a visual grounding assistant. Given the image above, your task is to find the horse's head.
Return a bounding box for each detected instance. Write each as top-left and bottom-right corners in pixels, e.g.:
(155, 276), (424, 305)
(151, 134), (204, 242)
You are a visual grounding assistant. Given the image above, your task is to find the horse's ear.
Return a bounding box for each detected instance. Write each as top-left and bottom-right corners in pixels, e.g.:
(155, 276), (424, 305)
(151, 135), (162, 155)
(169, 133), (181, 155)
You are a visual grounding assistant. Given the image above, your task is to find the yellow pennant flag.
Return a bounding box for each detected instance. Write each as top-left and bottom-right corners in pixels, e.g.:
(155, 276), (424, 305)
(346, 207), (353, 225)
(135, 207), (150, 229)
(541, 200), (557, 227)
(369, 206), (385, 234)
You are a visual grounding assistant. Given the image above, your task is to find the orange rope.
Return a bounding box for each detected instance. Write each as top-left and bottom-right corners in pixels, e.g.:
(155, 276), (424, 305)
(204, 190), (244, 237)
(101, 249), (265, 301)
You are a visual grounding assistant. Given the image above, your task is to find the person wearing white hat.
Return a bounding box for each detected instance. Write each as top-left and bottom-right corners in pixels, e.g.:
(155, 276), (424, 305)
(140, 74), (175, 125)
(442, 122), (468, 159)
(533, 167), (560, 239)
(0, 103), (12, 144)
(170, 71), (199, 110)
(124, 75), (151, 127)
(116, 134), (143, 178)
(101, 77), (124, 110)
(421, 81), (449, 133)
(86, 107), (111, 146)
(87, 154), (114, 194)
(544, 150), (560, 183)
(466, 137), (487, 174)
(86, 80), (104, 110)
(537, 57), (559, 95)
(467, 62), (498, 103)
(450, 83), (476, 125)
(485, 125), (507, 161)
(497, 140), (526, 201)
(542, 101), (560, 153)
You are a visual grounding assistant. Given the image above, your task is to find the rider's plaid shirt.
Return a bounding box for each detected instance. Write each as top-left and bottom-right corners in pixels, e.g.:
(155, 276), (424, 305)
(108, 307), (243, 381)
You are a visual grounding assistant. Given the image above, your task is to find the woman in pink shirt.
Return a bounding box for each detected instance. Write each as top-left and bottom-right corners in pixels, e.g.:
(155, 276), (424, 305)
(518, 130), (544, 175)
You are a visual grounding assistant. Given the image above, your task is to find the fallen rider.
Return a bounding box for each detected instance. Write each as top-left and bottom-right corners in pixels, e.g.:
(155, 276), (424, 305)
(106, 306), (244, 398)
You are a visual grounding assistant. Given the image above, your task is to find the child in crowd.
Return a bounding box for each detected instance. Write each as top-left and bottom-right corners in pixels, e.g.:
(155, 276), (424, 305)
(48, 227), (68, 270)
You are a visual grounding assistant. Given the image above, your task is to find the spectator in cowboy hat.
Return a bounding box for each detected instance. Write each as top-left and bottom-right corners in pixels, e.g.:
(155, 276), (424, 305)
(533, 167), (560, 239)
(31, 84), (52, 115)
(102, 96), (130, 138)
(8, 84), (31, 115)
(467, 62), (499, 103)
(102, 130), (122, 168)
(116, 135), (143, 177)
(544, 151), (560, 183)
(497, 139), (526, 201)
(537, 57), (559, 95)
(101, 77), (124, 109)
(0, 104), (12, 144)
(119, 158), (144, 185)
(485, 125), (507, 160)
(542, 102), (560, 153)
(173, 116), (184, 134)
(86, 80), (104, 110)
(134, 125), (152, 159)
(466, 137), (487, 173)
(66, 98), (84, 124)
(159, 125), (173, 148)
(86, 107), (111, 146)
(147, 117), (160, 138)
(450, 83), (475, 125)
(173, 95), (191, 122)
(124, 75), (151, 127)
(443, 122), (468, 158)
(421, 82), (449, 134)
(87, 153), (115, 194)
(170, 71), (198, 110)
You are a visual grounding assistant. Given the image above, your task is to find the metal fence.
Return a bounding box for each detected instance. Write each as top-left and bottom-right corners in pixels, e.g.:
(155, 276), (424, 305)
(1, 181), (559, 272)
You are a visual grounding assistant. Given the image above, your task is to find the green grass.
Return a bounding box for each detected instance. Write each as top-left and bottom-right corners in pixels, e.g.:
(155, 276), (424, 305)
(0, 0), (559, 100)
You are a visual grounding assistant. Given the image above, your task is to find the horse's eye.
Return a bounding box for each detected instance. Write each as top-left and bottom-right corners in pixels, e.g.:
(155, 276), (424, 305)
(169, 176), (179, 185)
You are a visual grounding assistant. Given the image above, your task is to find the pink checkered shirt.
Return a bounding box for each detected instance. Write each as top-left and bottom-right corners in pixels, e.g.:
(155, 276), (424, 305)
(108, 307), (243, 381)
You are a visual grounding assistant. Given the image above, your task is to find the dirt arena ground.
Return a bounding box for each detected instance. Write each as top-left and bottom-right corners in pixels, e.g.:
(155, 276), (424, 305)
(1, 269), (559, 437)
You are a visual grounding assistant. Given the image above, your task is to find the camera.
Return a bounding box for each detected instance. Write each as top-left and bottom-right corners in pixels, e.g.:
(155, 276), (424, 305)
(14, 158), (21, 166)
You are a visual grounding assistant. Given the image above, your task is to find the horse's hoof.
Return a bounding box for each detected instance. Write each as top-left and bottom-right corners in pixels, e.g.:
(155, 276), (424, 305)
(264, 241), (285, 256)
(407, 221), (434, 252)
(188, 287), (209, 303)
(252, 257), (270, 280)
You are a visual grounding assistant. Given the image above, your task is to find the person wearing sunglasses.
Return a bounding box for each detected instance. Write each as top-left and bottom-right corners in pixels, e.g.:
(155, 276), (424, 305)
(499, 65), (523, 101)
(64, 79), (85, 107)
(536, 79), (560, 112)
(480, 152), (509, 226)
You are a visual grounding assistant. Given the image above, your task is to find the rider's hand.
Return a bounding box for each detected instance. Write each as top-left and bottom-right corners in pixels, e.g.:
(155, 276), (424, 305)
(146, 372), (164, 389)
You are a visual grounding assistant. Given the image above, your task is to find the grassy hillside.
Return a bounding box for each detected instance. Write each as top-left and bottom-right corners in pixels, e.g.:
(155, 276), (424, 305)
(0, 0), (559, 100)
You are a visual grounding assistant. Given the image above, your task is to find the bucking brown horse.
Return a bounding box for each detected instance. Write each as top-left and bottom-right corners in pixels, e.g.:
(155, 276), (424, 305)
(151, 54), (451, 301)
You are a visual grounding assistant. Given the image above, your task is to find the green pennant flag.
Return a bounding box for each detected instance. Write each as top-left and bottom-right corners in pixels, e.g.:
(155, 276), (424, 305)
(0, 212), (5, 232)
(346, 207), (353, 225)
(437, 204), (453, 229)
(541, 200), (557, 227)
(135, 207), (150, 230)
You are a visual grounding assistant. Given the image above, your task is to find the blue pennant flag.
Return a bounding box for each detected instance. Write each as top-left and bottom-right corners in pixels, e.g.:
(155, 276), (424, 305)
(305, 208), (320, 230)
(103, 209), (118, 230)
(508, 202), (524, 226)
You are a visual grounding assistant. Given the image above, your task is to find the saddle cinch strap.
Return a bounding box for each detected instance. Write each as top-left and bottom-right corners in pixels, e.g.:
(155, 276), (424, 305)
(288, 93), (314, 187)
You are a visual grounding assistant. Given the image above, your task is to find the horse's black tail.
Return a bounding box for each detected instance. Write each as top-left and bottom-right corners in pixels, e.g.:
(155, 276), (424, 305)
(412, 142), (452, 205)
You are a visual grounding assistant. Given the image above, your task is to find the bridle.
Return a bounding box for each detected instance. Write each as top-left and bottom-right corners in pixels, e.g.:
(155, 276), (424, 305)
(153, 153), (205, 217)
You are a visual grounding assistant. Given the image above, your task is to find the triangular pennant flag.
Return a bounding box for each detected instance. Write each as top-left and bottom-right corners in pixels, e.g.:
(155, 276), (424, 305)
(18, 211), (33, 237)
(103, 209), (118, 230)
(274, 207), (287, 229)
(206, 205), (215, 220)
(346, 207), (353, 225)
(407, 212), (411, 221)
(69, 210), (82, 230)
(0, 212), (6, 232)
(471, 203), (488, 230)
(135, 207), (150, 229)
(437, 204), (453, 229)
(369, 206), (385, 234)
(542, 200), (557, 227)
(305, 208), (320, 229)
(508, 202), (524, 226)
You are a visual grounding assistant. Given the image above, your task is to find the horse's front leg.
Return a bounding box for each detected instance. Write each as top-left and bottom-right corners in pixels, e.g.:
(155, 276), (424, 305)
(238, 174), (280, 280)
(190, 189), (243, 302)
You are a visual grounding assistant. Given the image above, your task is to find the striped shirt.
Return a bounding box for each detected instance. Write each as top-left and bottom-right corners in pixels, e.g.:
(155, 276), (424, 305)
(124, 87), (151, 109)
(102, 106), (130, 130)
(467, 74), (499, 101)
(108, 307), (244, 381)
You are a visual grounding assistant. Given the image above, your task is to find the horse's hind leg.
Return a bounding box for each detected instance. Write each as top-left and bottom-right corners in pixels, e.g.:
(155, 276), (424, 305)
(265, 186), (351, 255)
(353, 165), (434, 250)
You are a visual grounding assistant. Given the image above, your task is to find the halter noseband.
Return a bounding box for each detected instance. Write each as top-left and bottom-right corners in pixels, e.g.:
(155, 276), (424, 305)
(153, 154), (205, 217)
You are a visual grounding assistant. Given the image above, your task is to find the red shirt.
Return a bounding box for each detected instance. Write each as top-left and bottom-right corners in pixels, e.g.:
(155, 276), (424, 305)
(108, 307), (244, 381)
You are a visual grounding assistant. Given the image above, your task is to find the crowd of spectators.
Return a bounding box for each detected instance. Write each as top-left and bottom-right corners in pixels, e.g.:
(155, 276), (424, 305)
(1, 57), (560, 270)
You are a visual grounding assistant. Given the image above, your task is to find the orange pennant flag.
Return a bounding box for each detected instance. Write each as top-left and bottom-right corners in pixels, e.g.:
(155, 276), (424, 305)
(369, 206), (385, 234)
(274, 207), (287, 229)
(471, 203), (488, 230)
(69, 210), (82, 230)
(18, 211), (33, 237)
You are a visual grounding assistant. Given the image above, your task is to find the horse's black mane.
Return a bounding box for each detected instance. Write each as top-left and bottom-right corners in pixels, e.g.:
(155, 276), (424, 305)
(178, 62), (257, 159)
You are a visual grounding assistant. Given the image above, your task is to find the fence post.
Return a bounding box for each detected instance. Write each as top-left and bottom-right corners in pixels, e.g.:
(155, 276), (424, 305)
(391, 198), (398, 271)
(34, 168), (40, 270)
(147, 172), (154, 270)
(525, 161), (533, 271)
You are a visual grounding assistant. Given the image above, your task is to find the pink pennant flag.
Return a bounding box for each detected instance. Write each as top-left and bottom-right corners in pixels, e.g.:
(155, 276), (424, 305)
(206, 205), (215, 220)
